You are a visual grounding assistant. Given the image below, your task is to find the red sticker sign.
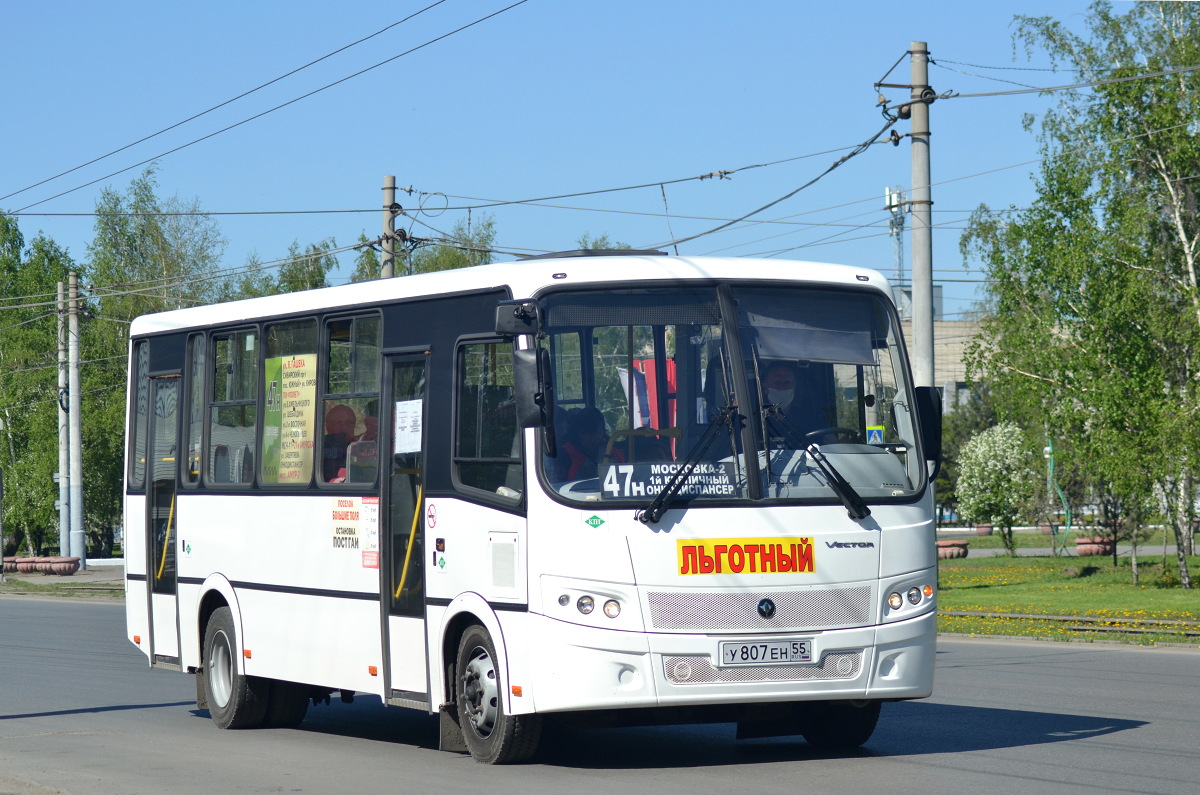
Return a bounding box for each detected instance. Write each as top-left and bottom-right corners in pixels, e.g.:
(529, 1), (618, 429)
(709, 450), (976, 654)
(426, 503), (437, 529)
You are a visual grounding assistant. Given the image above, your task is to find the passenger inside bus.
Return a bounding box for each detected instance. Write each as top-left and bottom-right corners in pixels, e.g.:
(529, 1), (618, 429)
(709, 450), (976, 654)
(358, 399), (379, 442)
(560, 407), (620, 480)
(323, 403), (358, 481)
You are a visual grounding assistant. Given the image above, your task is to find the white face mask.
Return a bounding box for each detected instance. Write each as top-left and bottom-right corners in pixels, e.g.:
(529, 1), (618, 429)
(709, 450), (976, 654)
(767, 387), (794, 412)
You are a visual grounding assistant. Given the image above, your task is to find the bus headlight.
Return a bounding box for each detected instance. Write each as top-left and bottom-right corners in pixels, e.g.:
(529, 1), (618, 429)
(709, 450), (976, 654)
(577, 596), (595, 615)
(603, 599), (621, 618)
(887, 592), (904, 610)
(907, 587), (922, 604)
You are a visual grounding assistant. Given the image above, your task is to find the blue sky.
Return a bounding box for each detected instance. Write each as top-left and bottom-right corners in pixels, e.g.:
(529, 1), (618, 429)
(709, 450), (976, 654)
(3, 0), (1108, 318)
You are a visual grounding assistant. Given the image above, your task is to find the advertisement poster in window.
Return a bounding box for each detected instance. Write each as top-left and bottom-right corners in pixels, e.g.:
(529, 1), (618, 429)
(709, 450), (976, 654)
(262, 354), (317, 483)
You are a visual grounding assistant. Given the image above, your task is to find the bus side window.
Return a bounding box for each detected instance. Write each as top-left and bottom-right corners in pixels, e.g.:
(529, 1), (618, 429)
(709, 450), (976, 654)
(321, 314), (381, 486)
(208, 331), (257, 486)
(183, 333), (206, 486)
(260, 319), (318, 486)
(128, 340), (150, 491)
(455, 341), (522, 501)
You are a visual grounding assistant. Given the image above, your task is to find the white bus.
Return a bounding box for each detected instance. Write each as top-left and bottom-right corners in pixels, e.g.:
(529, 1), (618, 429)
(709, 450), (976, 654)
(124, 251), (942, 764)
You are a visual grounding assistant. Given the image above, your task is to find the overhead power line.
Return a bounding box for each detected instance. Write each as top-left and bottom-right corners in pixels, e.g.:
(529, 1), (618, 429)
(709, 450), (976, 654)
(0, 0), (449, 205)
(933, 59), (1072, 73)
(647, 118), (900, 250)
(940, 62), (1200, 101)
(13, 0), (531, 214)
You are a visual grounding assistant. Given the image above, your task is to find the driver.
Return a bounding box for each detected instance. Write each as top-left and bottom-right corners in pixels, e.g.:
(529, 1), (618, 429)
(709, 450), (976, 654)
(762, 362), (836, 445)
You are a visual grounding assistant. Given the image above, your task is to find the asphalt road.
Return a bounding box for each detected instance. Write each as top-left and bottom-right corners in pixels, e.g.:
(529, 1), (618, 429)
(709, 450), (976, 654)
(1, 596), (1196, 794)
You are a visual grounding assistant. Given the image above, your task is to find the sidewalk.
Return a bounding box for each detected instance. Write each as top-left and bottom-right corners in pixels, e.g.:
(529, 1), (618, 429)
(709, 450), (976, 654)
(0, 558), (125, 597)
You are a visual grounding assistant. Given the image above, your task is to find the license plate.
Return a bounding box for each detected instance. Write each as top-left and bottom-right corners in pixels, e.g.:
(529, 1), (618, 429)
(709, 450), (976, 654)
(718, 639), (813, 667)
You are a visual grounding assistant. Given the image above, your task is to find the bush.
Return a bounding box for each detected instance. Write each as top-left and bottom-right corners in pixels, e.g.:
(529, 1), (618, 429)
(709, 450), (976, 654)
(957, 422), (1038, 555)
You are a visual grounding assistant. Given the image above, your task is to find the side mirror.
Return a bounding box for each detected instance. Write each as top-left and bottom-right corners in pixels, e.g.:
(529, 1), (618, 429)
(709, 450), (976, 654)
(495, 299), (541, 337)
(512, 348), (556, 454)
(913, 386), (942, 463)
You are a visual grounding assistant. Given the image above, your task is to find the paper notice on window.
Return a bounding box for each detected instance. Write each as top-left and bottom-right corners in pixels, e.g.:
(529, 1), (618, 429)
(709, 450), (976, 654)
(393, 399), (423, 454)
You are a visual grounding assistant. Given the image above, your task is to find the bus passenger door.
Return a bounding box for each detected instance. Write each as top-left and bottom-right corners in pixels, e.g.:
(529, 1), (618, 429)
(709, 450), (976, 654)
(146, 375), (181, 664)
(382, 354), (429, 704)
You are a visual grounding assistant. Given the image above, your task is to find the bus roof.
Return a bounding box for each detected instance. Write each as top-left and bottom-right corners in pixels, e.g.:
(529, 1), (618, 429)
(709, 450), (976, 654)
(128, 254), (893, 337)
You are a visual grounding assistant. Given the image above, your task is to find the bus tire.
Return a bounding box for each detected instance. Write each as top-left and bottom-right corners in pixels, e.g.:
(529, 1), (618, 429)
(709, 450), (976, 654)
(263, 679), (310, 728)
(203, 607), (269, 729)
(801, 700), (881, 748)
(455, 624), (542, 764)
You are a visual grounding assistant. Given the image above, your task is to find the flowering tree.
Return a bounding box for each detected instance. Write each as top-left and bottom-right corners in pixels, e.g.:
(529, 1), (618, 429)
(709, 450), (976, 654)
(957, 422), (1038, 555)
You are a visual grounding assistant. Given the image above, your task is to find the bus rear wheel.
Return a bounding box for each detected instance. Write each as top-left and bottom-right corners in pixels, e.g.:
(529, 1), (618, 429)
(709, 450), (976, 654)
(455, 625), (542, 764)
(203, 607), (269, 729)
(801, 700), (881, 748)
(263, 679), (310, 728)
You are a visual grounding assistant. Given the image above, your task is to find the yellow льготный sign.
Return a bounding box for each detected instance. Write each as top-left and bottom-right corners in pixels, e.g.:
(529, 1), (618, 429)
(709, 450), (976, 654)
(677, 537), (814, 575)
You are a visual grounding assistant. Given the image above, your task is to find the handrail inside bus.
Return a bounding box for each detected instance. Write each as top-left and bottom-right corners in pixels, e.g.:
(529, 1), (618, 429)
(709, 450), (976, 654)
(393, 484), (423, 600)
(156, 491), (176, 582)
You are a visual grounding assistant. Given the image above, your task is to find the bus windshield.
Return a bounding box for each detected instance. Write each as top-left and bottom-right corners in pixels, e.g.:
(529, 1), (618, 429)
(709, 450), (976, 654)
(539, 284), (925, 507)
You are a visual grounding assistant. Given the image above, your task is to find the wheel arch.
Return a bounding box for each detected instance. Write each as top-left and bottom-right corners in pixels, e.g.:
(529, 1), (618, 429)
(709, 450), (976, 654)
(192, 575), (243, 674)
(435, 592), (507, 710)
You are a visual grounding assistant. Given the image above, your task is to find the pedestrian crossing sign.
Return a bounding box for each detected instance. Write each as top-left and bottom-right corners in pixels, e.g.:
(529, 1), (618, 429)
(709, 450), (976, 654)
(866, 426), (884, 445)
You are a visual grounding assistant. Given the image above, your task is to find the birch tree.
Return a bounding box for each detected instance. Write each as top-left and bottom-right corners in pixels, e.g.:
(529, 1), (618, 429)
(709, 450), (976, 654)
(963, 0), (1200, 585)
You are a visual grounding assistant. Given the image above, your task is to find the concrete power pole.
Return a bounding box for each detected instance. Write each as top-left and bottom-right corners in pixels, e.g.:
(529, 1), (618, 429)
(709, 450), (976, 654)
(68, 273), (86, 569)
(381, 176), (396, 278)
(58, 282), (70, 556)
(885, 186), (908, 320)
(909, 41), (935, 388)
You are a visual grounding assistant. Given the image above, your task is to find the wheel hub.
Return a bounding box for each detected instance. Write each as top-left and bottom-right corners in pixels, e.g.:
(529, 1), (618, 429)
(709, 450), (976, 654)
(461, 647), (498, 737)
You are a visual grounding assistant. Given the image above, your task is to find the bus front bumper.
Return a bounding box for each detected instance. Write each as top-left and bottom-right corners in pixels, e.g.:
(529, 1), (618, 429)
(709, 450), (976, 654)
(521, 608), (936, 714)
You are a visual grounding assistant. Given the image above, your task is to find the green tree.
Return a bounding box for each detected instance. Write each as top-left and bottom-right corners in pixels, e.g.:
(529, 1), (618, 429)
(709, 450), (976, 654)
(956, 422), (1039, 555)
(577, 233), (632, 251)
(87, 168), (229, 317)
(962, 1), (1200, 585)
(83, 169), (231, 553)
(935, 382), (998, 526)
(0, 216), (73, 555)
(349, 232), (381, 283)
(275, 238), (339, 293)
(230, 253), (277, 299)
(410, 214), (496, 274)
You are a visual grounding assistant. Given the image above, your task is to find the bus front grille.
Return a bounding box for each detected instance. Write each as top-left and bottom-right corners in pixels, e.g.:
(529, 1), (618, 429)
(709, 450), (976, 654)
(646, 586), (872, 631)
(662, 651), (862, 684)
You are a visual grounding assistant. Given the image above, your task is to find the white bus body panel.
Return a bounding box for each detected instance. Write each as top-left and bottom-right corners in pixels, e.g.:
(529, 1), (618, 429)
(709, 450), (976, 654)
(175, 493), (385, 695)
(124, 494), (150, 658)
(422, 497), (528, 713)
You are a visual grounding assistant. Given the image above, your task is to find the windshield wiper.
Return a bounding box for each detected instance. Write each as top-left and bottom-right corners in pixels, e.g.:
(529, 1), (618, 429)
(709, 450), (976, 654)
(762, 404), (871, 521)
(805, 442), (871, 520)
(637, 403), (737, 525)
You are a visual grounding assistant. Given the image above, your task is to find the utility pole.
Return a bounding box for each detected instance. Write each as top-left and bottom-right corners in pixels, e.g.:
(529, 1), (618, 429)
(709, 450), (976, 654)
(885, 186), (908, 320)
(68, 273), (86, 569)
(57, 282), (70, 556)
(909, 41), (935, 388)
(381, 176), (396, 278)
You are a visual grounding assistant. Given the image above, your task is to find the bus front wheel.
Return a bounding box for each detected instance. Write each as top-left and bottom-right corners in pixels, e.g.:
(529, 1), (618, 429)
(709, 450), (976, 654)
(203, 607), (269, 729)
(801, 700), (881, 748)
(455, 625), (542, 764)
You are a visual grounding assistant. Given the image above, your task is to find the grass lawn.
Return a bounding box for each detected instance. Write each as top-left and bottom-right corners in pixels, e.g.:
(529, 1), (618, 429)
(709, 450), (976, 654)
(939, 528), (1174, 550)
(937, 554), (1200, 645)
